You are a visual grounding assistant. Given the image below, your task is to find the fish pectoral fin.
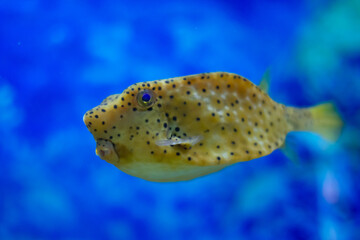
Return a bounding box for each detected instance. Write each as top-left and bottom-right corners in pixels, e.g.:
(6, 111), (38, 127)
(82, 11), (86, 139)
(259, 68), (271, 93)
(155, 135), (203, 147)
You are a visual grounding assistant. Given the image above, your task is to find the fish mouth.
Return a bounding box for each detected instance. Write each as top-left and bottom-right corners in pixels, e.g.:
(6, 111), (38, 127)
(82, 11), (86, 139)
(95, 138), (119, 162)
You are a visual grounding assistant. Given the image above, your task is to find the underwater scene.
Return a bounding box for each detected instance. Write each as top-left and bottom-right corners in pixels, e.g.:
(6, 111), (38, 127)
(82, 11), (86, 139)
(1, 0), (360, 239)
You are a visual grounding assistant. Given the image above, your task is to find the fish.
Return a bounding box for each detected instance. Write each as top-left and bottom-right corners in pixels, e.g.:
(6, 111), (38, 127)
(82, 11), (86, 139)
(83, 72), (343, 182)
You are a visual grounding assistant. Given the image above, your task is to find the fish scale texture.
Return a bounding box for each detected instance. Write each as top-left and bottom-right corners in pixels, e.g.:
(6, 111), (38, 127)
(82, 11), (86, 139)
(84, 72), (299, 181)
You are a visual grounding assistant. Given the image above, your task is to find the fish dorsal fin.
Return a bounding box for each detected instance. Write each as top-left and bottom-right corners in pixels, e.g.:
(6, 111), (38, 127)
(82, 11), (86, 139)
(259, 69), (271, 93)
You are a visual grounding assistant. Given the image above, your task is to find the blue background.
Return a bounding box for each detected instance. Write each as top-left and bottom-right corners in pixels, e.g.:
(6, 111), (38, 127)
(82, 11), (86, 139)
(1, 0), (359, 239)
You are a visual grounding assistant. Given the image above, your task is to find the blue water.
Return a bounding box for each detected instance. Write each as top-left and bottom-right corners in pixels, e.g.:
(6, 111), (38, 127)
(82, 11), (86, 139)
(1, 0), (359, 239)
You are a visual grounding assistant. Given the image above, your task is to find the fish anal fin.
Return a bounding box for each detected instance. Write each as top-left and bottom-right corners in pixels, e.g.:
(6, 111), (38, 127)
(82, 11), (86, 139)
(280, 142), (300, 164)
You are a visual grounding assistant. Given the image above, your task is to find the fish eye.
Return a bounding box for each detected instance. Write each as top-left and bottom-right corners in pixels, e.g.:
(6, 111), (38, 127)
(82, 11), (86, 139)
(136, 89), (156, 108)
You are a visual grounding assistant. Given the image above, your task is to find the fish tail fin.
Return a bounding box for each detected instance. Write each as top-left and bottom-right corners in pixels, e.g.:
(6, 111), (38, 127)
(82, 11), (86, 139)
(309, 102), (343, 142)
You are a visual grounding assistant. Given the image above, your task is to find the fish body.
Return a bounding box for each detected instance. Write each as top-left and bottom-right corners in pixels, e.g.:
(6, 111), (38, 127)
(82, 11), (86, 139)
(83, 72), (342, 182)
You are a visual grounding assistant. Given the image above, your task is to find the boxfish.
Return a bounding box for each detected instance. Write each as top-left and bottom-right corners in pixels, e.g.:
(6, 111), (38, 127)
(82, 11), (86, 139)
(83, 72), (342, 182)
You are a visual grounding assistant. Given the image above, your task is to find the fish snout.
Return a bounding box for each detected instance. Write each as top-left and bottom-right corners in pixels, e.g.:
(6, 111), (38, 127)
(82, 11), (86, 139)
(83, 106), (118, 133)
(83, 109), (100, 130)
(83, 111), (92, 128)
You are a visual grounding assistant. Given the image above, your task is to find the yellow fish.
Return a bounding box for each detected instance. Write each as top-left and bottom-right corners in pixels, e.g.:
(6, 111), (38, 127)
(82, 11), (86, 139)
(83, 72), (342, 182)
